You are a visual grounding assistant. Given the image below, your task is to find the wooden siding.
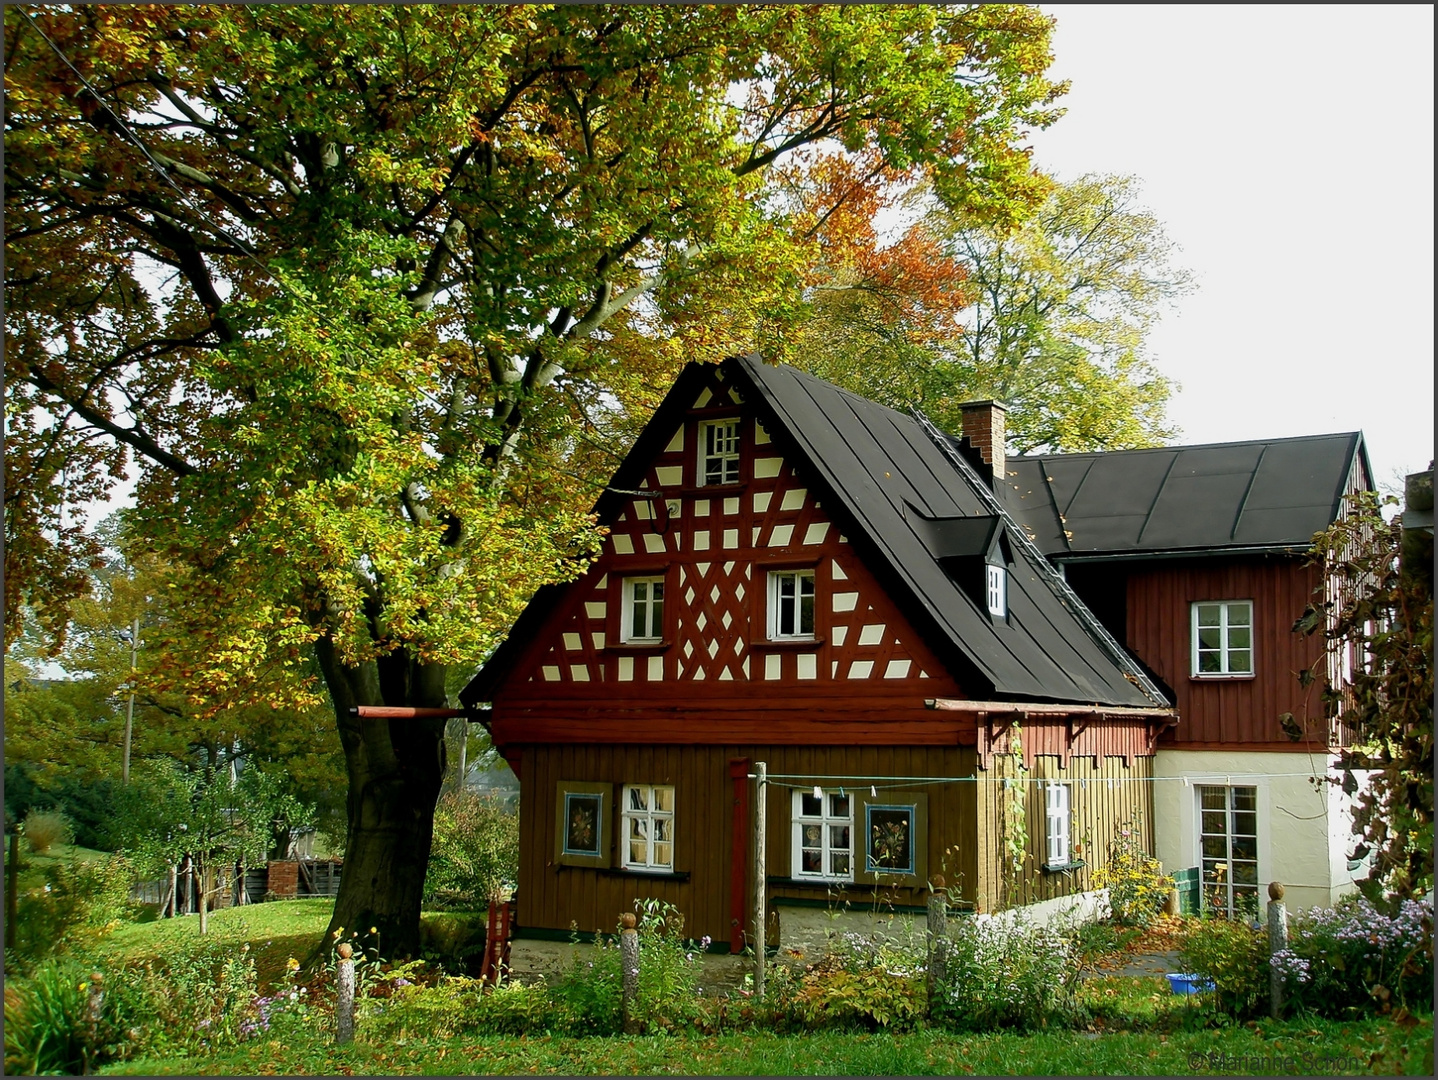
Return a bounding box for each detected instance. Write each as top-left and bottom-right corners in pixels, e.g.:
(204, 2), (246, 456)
(972, 753), (1153, 912)
(517, 742), (1149, 943)
(1121, 556), (1329, 748)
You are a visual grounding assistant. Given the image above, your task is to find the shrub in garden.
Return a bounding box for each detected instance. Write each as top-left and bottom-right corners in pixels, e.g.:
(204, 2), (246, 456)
(1272, 894), (1434, 1017)
(423, 791), (518, 910)
(1178, 915), (1267, 1018)
(3, 959), (115, 1075)
(549, 899), (705, 1035)
(7, 854), (138, 970)
(1091, 824), (1174, 927)
(112, 937), (264, 1056)
(784, 931), (926, 1032)
(932, 915), (1081, 1031)
(22, 808), (72, 854)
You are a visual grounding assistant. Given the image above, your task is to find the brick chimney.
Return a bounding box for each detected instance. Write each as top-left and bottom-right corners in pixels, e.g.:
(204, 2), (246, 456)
(958, 400), (1007, 480)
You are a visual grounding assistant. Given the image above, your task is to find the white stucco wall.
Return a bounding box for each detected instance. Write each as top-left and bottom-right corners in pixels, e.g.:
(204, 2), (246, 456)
(1152, 750), (1368, 912)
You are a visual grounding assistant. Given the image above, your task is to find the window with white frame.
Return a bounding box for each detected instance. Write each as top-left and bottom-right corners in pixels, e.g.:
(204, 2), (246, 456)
(986, 564), (1007, 617)
(1198, 785), (1258, 917)
(1191, 600), (1253, 676)
(791, 789), (853, 881)
(699, 419), (741, 485)
(622, 577), (665, 642)
(1045, 782), (1071, 866)
(621, 784), (675, 871)
(768, 569), (815, 639)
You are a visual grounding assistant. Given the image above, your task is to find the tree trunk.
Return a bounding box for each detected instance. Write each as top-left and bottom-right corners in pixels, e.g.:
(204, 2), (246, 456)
(316, 638), (448, 960)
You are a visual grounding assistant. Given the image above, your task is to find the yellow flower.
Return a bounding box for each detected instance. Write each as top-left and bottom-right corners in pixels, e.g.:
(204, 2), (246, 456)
(370, 926), (377, 934)
(286, 957), (301, 972)
(333, 927), (344, 939)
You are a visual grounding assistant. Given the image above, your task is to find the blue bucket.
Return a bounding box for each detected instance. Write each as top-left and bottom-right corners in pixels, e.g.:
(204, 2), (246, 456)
(1165, 973), (1215, 995)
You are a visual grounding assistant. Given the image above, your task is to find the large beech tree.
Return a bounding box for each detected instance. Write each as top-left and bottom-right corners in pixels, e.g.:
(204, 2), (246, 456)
(5, 4), (1064, 954)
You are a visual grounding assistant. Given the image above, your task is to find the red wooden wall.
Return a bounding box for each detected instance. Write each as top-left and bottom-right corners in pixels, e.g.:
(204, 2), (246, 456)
(1119, 555), (1329, 749)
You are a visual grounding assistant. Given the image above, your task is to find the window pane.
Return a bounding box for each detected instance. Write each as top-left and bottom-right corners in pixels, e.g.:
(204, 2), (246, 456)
(1196, 604), (1221, 626)
(801, 794), (821, 816)
(1198, 651), (1221, 673)
(831, 853), (850, 877)
(1201, 836), (1228, 860)
(1200, 787), (1227, 810)
(1228, 649), (1251, 673)
(629, 788), (648, 812)
(1232, 811), (1257, 838)
(803, 824), (822, 846)
(1232, 862), (1258, 886)
(652, 843), (672, 868)
(630, 840), (647, 864)
(830, 794), (850, 816)
(653, 786), (673, 813)
(1198, 627), (1221, 650)
(1231, 836), (1257, 861)
(1233, 787), (1257, 812)
(830, 825), (849, 850)
(802, 849), (821, 873)
(1201, 811), (1227, 834)
(1228, 626), (1250, 649)
(653, 818), (671, 842)
(868, 807), (912, 871)
(628, 817), (647, 840)
(800, 592), (814, 635)
(565, 795), (601, 854)
(1228, 604), (1251, 626)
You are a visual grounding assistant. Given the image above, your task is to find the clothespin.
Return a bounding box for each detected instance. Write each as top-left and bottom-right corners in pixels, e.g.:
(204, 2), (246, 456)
(870, 785), (877, 797)
(813, 785), (823, 800)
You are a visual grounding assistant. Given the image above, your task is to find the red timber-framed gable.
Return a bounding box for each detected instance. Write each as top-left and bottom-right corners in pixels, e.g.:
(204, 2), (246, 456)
(488, 364), (972, 747)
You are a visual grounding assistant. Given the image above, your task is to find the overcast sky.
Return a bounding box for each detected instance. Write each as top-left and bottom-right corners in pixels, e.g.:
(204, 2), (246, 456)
(1026, 3), (1434, 490)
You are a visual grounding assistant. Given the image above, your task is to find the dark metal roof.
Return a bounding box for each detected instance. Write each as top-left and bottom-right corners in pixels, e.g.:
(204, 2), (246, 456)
(463, 356), (1166, 709)
(733, 356), (1163, 708)
(998, 432), (1370, 559)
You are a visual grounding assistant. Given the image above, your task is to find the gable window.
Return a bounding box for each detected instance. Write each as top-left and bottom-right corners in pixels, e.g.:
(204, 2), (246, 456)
(768, 570), (815, 639)
(792, 789), (853, 881)
(623, 577), (665, 642)
(1192, 601), (1253, 676)
(1044, 782), (1071, 867)
(986, 564), (1007, 617)
(699, 419), (741, 486)
(621, 784), (674, 871)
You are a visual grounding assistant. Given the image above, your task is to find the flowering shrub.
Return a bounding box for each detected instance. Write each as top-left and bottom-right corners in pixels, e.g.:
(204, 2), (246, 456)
(1178, 916), (1267, 1018)
(1091, 824), (1173, 927)
(1273, 894), (1433, 1016)
(932, 915), (1081, 1031)
(780, 931), (926, 1032)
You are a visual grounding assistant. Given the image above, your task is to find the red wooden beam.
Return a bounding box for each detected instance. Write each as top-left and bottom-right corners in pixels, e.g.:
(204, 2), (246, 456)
(349, 706), (470, 719)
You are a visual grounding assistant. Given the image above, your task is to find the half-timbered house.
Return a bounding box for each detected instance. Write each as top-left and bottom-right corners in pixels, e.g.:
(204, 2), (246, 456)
(999, 432), (1375, 914)
(461, 356), (1176, 951)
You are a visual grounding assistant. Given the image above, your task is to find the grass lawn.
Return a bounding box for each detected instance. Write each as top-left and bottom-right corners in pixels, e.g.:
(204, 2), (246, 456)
(97, 897), (338, 989)
(5, 841), (111, 892)
(99, 1016), (1434, 1076)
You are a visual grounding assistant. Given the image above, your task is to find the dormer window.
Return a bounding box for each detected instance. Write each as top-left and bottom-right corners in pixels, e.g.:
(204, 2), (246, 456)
(986, 564), (1007, 617)
(700, 419), (741, 485)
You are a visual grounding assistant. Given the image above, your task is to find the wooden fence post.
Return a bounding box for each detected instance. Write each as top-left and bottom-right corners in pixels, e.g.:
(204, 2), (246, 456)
(335, 942), (356, 1044)
(620, 912), (640, 1034)
(1267, 881), (1288, 1020)
(753, 761), (767, 1000)
(927, 874), (948, 1015)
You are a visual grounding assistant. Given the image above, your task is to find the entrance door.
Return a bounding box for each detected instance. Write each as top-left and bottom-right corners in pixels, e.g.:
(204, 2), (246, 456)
(1198, 785), (1259, 917)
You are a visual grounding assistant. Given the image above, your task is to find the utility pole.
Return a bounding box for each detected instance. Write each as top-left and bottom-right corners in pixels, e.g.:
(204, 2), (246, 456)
(122, 616), (139, 785)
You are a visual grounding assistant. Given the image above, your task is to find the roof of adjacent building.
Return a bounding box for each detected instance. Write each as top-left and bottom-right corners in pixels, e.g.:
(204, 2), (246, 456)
(464, 355), (1167, 710)
(998, 432), (1371, 560)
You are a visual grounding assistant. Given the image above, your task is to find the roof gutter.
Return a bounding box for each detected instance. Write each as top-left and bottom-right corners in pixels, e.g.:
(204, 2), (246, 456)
(1051, 544), (1312, 564)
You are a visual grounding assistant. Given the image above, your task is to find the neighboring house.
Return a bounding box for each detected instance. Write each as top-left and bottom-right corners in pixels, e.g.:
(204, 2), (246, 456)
(999, 432), (1375, 915)
(461, 356), (1176, 952)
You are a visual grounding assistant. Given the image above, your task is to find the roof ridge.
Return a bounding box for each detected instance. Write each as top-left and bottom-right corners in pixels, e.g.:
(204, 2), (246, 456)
(1012, 430), (1365, 462)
